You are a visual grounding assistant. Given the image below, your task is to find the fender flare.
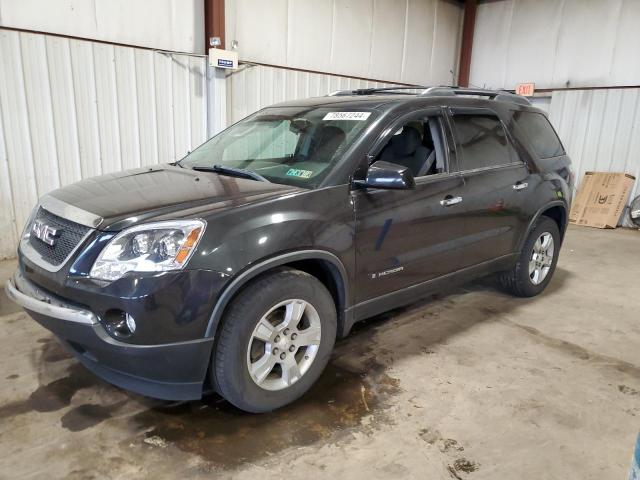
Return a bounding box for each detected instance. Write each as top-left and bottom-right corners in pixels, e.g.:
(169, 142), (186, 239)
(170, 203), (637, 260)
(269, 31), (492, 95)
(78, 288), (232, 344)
(204, 250), (350, 338)
(517, 200), (568, 252)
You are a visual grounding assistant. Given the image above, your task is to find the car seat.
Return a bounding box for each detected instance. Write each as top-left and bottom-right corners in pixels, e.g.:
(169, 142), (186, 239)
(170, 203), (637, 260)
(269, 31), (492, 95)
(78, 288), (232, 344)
(379, 126), (432, 177)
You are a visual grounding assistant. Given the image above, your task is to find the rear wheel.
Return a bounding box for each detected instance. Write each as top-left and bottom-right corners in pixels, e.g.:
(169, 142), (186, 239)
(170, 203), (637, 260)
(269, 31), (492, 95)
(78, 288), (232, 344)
(500, 216), (560, 297)
(212, 268), (336, 413)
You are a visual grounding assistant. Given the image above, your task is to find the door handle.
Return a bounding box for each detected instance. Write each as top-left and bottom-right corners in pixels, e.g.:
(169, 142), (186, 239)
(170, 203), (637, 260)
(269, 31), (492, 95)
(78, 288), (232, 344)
(513, 182), (528, 191)
(440, 196), (462, 207)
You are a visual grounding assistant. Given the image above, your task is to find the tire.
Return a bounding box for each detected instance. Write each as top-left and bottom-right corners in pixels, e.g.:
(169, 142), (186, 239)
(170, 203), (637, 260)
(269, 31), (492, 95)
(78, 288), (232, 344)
(212, 267), (337, 413)
(500, 216), (561, 298)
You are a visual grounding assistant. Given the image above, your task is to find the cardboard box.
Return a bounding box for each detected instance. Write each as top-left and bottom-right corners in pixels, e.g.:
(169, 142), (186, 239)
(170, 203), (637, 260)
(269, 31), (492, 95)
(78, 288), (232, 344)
(569, 172), (636, 228)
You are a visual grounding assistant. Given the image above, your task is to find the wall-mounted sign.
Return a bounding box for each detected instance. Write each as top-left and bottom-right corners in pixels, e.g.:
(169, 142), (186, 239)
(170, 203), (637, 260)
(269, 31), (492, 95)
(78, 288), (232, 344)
(208, 48), (238, 70)
(515, 83), (535, 96)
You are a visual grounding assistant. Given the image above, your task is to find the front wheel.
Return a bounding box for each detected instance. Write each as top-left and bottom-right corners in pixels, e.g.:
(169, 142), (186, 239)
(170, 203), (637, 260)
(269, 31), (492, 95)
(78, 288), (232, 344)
(500, 216), (561, 297)
(212, 268), (336, 413)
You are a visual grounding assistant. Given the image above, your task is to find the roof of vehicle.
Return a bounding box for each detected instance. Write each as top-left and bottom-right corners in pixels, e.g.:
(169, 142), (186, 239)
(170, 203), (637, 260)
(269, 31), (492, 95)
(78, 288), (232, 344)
(268, 86), (538, 113)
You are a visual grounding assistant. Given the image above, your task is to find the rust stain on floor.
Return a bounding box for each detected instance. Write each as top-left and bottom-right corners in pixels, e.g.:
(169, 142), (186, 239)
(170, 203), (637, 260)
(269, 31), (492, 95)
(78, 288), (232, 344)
(61, 401), (128, 432)
(131, 358), (401, 468)
(0, 327), (403, 470)
(0, 363), (100, 419)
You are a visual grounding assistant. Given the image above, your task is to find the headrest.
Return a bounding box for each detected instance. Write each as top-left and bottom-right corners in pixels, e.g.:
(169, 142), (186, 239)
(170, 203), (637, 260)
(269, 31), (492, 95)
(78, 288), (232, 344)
(317, 125), (346, 145)
(391, 126), (421, 156)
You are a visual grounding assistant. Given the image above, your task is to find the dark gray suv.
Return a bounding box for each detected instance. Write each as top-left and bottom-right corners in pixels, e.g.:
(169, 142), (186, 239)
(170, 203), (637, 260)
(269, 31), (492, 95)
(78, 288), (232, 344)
(6, 87), (573, 412)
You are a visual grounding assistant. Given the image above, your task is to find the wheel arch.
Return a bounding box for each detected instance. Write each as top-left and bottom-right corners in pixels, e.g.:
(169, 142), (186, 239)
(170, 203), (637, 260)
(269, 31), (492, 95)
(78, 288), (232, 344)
(518, 201), (568, 252)
(539, 204), (567, 238)
(204, 250), (351, 340)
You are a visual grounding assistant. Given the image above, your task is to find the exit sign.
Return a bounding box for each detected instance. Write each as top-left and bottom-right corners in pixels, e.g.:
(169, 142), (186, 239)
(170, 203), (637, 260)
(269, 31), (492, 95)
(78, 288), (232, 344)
(515, 83), (535, 96)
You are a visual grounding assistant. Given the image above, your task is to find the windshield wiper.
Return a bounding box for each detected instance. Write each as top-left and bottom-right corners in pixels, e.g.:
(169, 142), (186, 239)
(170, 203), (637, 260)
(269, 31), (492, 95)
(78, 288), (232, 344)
(192, 165), (269, 182)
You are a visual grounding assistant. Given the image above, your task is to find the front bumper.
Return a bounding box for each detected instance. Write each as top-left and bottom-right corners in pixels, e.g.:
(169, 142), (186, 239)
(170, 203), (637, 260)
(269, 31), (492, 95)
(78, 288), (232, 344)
(5, 271), (214, 400)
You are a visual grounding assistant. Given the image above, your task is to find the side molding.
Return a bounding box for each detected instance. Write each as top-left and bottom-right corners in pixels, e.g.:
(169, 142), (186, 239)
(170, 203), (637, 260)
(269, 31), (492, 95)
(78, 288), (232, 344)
(204, 250), (350, 338)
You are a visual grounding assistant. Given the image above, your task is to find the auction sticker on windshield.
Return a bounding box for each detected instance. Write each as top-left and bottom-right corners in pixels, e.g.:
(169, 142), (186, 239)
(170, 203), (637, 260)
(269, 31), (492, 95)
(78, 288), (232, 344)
(286, 168), (313, 179)
(323, 112), (371, 121)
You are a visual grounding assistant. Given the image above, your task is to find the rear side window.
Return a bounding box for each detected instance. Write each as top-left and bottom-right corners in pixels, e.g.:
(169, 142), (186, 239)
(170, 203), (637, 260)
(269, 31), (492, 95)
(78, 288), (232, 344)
(513, 111), (564, 158)
(451, 114), (518, 171)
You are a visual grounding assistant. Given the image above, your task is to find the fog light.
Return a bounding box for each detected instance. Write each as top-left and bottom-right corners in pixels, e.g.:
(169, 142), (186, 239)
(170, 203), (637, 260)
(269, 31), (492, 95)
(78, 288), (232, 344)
(104, 310), (136, 338)
(125, 313), (136, 333)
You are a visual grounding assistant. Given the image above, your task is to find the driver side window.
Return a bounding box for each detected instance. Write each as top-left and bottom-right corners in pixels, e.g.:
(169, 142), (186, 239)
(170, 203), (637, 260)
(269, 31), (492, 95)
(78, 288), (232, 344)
(374, 116), (447, 177)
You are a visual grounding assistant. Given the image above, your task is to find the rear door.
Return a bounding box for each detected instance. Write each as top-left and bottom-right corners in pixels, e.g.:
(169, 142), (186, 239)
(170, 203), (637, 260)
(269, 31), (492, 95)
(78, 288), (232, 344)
(446, 108), (532, 267)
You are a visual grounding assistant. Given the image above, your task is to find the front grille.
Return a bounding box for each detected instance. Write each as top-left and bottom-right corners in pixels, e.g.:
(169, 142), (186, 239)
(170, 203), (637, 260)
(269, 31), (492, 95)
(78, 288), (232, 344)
(28, 207), (91, 266)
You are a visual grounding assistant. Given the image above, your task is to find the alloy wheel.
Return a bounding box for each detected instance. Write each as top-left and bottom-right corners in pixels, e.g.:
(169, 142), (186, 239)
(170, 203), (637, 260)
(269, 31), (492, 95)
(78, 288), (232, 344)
(529, 232), (554, 285)
(246, 299), (322, 391)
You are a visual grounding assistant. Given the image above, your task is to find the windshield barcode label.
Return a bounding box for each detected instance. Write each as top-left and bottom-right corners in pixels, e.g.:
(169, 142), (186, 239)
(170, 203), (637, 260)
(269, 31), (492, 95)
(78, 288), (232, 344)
(323, 112), (371, 121)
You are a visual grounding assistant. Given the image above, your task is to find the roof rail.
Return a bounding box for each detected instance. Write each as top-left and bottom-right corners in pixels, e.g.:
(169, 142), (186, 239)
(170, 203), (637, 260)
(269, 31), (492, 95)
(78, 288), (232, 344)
(325, 85), (531, 106)
(419, 86), (531, 106)
(327, 86), (427, 96)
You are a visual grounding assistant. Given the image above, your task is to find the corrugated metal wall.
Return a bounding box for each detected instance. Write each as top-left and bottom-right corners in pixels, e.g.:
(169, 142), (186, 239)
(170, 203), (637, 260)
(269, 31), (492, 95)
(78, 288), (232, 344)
(226, 63), (397, 124)
(226, 0), (463, 86)
(470, 0), (640, 90)
(548, 88), (640, 223)
(0, 0), (205, 54)
(0, 28), (208, 259)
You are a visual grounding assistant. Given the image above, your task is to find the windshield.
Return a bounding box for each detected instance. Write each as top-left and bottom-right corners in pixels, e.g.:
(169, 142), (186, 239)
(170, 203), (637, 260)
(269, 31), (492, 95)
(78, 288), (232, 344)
(179, 106), (377, 188)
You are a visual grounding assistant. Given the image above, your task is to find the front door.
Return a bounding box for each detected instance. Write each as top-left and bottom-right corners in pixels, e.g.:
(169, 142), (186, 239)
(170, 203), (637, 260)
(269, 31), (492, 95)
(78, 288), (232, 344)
(353, 111), (468, 305)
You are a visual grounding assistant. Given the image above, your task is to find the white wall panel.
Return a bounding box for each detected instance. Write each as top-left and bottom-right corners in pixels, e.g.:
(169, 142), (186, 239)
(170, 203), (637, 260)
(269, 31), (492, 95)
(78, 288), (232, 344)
(189, 56), (208, 150)
(609, 0), (640, 85)
(94, 43), (123, 174)
(0, 98), (17, 256)
(69, 40), (102, 178)
(172, 55), (192, 159)
(286, 1), (336, 74)
(431, 0), (463, 87)
(369, 0), (406, 81)
(470, 0), (640, 90)
(46, 35), (83, 186)
(226, 0), (462, 86)
(331, 0), (374, 78)
(226, 63), (397, 124)
(21, 33), (61, 196)
(0, 29), (208, 259)
(135, 50), (160, 166)
(0, 0), (205, 54)
(115, 47), (142, 171)
(154, 52), (177, 165)
(0, 30), (39, 248)
(548, 88), (640, 224)
(231, 0), (289, 66)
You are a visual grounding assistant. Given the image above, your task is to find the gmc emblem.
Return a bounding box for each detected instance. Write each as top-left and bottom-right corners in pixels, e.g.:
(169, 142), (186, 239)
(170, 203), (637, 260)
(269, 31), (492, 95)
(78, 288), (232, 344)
(31, 219), (60, 246)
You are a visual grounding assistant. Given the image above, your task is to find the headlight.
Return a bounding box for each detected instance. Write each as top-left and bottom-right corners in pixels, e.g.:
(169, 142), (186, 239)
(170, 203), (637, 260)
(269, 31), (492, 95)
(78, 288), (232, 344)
(90, 220), (206, 281)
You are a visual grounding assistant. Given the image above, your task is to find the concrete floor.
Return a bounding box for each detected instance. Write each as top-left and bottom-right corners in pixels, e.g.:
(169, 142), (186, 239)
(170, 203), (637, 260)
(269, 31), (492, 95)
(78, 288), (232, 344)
(0, 225), (638, 479)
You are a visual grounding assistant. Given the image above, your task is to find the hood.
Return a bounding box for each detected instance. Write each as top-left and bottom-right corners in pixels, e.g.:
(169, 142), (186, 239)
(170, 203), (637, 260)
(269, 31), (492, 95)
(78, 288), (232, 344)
(46, 165), (300, 231)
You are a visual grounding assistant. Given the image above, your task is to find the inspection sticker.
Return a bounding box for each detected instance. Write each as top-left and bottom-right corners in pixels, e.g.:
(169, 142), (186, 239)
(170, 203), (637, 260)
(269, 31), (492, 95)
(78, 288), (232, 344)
(323, 111), (371, 121)
(286, 168), (313, 179)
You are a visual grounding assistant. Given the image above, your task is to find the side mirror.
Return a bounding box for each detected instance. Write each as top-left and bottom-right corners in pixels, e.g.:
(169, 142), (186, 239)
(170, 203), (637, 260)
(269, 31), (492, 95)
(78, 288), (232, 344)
(354, 160), (416, 190)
